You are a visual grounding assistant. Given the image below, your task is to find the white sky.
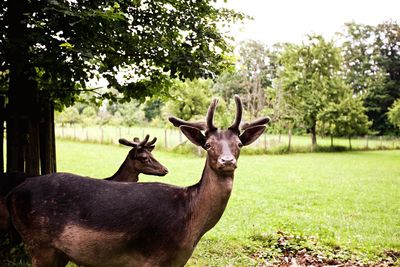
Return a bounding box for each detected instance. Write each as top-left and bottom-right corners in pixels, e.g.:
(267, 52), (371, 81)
(222, 0), (400, 45)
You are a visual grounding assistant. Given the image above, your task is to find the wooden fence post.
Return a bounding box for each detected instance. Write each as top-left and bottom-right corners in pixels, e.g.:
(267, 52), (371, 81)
(164, 128), (168, 149)
(263, 133), (267, 151)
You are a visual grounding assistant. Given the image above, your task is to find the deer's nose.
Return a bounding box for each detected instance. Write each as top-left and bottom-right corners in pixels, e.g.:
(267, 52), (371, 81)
(218, 155), (236, 166)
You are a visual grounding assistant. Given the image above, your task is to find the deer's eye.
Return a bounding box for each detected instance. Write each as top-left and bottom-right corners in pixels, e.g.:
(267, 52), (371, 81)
(204, 143), (211, 149)
(137, 157), (149, 163)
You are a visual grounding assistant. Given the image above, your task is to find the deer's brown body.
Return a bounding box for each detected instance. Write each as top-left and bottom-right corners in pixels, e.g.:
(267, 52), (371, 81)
(7, 96), (269, 267)
(0, 136), (167, 234)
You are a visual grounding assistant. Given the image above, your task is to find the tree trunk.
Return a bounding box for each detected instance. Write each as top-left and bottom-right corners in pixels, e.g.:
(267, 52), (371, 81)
(348, 136), (352, 150)
(310, 123), (317, 150)
(25, 119), (40, 175)
(6, 0), (41, 176)
(0, 96), (4, 173)
(330, 133), (333, 148)
(288, 127), (292, 152)
(40, 97), (57, 174)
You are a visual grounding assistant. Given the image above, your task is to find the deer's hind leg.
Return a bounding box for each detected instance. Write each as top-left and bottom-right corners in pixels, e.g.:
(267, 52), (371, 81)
(29, 246), (69, 267)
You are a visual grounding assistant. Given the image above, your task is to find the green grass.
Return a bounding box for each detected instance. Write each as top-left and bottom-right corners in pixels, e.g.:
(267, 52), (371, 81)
(54, 140), (400, 266)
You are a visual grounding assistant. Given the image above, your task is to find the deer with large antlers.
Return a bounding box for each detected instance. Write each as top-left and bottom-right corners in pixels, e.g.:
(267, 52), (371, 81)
(7, 95), (269, 267)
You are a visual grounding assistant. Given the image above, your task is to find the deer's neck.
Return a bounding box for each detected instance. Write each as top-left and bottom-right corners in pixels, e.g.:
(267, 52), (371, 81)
(188, 158), (234, 244)
(108, 156), (139, 182)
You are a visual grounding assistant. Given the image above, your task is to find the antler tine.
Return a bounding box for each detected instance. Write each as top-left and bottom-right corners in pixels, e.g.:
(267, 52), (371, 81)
(119, 138), (137, 147)
(168, 116), (206, 130)
(146, 137), (157, 146)
(228, 95), (243, 132)
(138, 134), (150, 148)
(206, 98), (218, 131)
(241, 117), (271, 131)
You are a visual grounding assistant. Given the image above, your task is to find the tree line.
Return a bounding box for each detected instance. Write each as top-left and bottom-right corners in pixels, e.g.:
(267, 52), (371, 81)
(59, 21), (400, 149)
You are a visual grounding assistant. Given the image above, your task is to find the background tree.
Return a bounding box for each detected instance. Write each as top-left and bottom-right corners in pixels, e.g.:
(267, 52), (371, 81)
(143, 99), (164, 122)
(107, 100), (146, 127)
(334, 96), (371, 149)
(236, 40), (277, 119)
(341, 21), (400, 135)
(387, 99), (400, 129)
(0, 0), (242, 175)
(372, 21), (400, 134)
(212, 71), (245, 105)
(318, 86), (371, 148)
(278, 35), (344, 147)
(55, 107), (81, 126)
(164, 79), (212, 121)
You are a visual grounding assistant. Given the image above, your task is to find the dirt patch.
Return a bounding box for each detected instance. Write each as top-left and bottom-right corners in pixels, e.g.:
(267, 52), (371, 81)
(276, 249), (399, 267)
(249, 231), (399, 267)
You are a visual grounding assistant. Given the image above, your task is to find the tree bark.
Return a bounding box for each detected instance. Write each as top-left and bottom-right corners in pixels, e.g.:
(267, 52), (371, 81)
(348, 136), (352, 150)
(6, 0), (41, 175)
(0, 96), (4, 173)
(310, 123), (317, 149)
(288, 127), (292, 152)
(25, 119), (40, 175)
(40, 97), (57, 174)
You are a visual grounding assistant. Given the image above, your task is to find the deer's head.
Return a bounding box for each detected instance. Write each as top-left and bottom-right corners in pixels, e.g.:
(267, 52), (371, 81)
(169, 95), (269, 175)
(119, 135), (168, 176)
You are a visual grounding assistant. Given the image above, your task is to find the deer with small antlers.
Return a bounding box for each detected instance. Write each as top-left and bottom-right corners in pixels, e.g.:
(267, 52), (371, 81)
(6, 95), (269, 267)
(107, 135), (168, 182)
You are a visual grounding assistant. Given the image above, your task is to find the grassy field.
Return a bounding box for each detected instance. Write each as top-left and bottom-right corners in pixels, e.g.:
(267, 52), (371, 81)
(54, 139), (400, 266)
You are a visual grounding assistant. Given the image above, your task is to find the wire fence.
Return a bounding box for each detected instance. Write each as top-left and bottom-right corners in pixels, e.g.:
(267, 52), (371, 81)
(55, 125), (400, 153)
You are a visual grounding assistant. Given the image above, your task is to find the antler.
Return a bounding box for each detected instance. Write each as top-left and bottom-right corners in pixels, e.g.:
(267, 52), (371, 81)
(146, 137), (157, 146)
(169, 96), (267, 133)
(138, 134), (150, 147)
(168, 117), (206, 130)
(206, 98), (218, 132)
(241, 117), (271, 131)
(168, 98), (219, 132)
(119, 134), (157, 149)
(228, 95), (243, 133)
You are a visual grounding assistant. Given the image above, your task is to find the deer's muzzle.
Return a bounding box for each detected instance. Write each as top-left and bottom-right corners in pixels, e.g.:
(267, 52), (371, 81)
(217, 156), (237, 171)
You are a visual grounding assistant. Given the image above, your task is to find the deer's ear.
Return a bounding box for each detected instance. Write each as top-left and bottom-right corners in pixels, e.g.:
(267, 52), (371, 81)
(239, 125), (266, 146)
(179, 125), (206, 147)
